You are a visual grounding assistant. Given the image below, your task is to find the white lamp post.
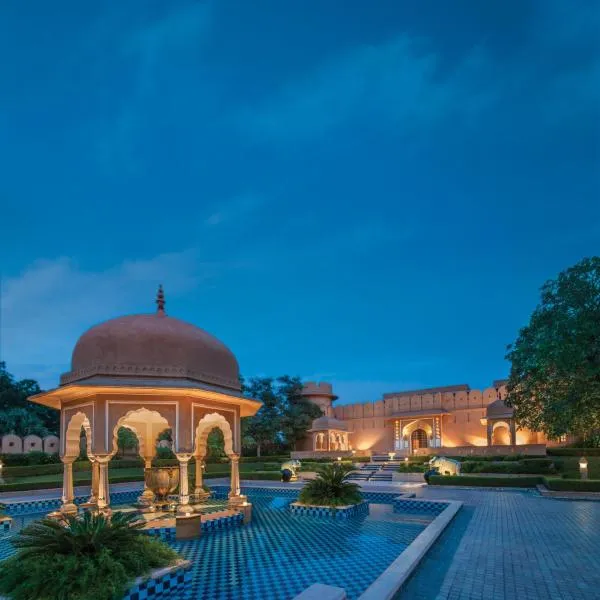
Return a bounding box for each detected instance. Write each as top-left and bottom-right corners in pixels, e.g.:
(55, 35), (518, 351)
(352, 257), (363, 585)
(579, 457), (588, 480)
(388, 452), (396, 461)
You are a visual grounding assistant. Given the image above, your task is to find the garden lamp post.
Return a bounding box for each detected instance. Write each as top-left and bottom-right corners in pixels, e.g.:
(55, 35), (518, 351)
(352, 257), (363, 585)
(0, 458), (3, 484)
(579, 457), (588, 480)
(388, 452), (396, 461)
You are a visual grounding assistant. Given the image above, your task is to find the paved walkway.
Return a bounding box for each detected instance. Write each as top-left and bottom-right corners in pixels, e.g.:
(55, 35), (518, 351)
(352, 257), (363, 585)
(399, 486), (600, 600)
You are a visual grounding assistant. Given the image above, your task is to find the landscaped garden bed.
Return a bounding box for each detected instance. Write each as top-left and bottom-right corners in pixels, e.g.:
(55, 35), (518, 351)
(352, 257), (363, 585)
(292, 462), (364, 516)
(0, 511), (185, 600)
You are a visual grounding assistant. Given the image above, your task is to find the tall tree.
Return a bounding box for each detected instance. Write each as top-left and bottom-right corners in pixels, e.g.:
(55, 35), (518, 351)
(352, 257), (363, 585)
(0, 408), (49, 437)
(242, 375), (323, 455)
(0, 362), (59, 434)
(242, 377), (282, 457)
(505, 257), (600, 442)
(116, 427), (139, 457)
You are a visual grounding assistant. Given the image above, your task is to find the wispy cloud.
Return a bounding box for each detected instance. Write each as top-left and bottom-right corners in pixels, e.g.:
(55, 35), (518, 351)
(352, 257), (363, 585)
(0, 249), (220, 386)
(238, 35), (491, 143)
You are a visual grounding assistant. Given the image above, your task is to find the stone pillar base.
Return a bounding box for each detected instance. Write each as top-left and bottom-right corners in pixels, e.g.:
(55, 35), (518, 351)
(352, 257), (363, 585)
(190, 490), (211, 504)
(60, 502), (78, 515)
(227, 494), (248, 508)
(237, 502), (253, 524)
(177, 504), (195, 516)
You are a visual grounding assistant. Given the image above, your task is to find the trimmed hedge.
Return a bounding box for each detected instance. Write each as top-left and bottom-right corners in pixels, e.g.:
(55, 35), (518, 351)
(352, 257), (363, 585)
(3, 459), (147, 478)
(0, 452), (61, 466)
(547, 448), (600, 457)
(544, 478), (600, 492)
(429, 475), (544, 488)
(460, 459), (556, 475)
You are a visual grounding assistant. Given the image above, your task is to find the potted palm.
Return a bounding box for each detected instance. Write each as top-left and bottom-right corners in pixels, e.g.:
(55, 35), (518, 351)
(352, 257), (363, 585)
(291, 462), (366, 518)
(0, 511), (188, 600)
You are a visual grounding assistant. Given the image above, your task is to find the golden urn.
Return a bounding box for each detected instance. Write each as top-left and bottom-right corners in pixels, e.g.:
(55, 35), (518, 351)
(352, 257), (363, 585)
(144, 467), (179, 509)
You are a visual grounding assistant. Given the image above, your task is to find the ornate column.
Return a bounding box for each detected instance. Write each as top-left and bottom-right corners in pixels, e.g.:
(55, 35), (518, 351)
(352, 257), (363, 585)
(88, 459), (100, 504)
(95, 455), (112, 512)
(138, 457), (154, 506)
(228, 453), (247, 506)
(176, 453), (193, 514)
(60, 456), (77, 514)
(194, 456), (205, 494)
(487, 422), (493, 446)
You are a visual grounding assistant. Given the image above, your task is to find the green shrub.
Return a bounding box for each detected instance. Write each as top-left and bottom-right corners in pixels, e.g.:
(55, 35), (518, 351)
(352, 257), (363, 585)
(428, 475), (544, 488)
(298, 463), (362, 507)
(547, 448), (600, 457)
(154, 447), (175, 460)
(459, 459), (555, 475)
(396, 464), (426, 473)
(0, 453), (60, 467)
(0, 512), (179, 600)
(543, 478), (600, 492)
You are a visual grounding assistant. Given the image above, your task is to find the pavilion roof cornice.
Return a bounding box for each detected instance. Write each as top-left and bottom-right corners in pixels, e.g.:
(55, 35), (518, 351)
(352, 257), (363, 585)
(29, 383), (262, 417)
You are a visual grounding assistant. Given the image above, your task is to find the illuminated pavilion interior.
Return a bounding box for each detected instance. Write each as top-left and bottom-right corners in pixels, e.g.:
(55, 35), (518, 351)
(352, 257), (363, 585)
(29, 286), (261, 514)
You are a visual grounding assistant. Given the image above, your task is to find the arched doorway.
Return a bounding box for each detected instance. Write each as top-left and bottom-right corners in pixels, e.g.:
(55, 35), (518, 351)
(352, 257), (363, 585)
(411, 428), (428, 451)
(492, 423), (511, 445)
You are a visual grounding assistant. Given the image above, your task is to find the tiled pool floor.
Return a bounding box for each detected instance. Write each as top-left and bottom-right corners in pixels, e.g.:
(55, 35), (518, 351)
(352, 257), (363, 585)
(1, 491), (432, 600)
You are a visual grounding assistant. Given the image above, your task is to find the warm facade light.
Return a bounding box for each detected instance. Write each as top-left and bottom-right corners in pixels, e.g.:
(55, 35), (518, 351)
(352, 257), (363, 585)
(580, 457), (588, 480)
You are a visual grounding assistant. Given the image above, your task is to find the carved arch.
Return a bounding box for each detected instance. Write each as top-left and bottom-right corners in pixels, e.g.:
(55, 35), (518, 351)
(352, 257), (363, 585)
(64, 411), (93, 459)
(111, 408), (171, 459)
(194, 412), (234, 457)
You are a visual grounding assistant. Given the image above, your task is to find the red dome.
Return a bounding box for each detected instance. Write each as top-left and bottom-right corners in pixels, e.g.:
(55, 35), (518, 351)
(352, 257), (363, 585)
(61, 313), (240, 391)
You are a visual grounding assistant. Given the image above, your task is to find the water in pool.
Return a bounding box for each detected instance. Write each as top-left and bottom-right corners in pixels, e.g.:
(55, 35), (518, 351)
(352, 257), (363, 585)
(1, 490), (431, 599)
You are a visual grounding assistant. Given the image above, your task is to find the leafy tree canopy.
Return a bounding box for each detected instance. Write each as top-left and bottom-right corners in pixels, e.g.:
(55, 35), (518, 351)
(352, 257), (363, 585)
(506, 257), (600, 441)
(242, 375), (322, 456)
(0, 362), (59, 434)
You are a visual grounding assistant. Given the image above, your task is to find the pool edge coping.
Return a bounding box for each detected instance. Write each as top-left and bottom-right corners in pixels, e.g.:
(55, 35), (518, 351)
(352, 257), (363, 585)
(357, 499), (463, 600)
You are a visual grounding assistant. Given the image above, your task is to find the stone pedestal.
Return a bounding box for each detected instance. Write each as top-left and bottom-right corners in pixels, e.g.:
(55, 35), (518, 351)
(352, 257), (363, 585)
(237, 502), (253, 524)
(227, 494), (248, 509)
(175, 513), (203, 540)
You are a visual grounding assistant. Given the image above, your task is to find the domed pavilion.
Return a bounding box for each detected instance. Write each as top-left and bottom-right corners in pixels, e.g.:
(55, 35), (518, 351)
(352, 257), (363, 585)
(29, 286), (261, 514)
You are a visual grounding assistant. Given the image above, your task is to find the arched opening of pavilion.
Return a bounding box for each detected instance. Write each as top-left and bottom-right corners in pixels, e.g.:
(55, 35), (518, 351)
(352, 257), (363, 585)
(29, 286), (261, 514)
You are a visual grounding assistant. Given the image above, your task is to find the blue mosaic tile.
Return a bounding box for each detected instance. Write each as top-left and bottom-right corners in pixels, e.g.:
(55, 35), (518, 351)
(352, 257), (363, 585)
(289, 501), (369, 519)
(0, 487), (427, 600)
(393, 498), (448, 516)
(123, 563), (192, 600)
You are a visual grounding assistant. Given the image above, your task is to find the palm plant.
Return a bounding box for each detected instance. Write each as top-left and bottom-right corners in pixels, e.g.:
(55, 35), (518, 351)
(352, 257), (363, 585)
(0, 511), (179, 600)
(12, 511), (144, 558)
(299, 462), (362, 507)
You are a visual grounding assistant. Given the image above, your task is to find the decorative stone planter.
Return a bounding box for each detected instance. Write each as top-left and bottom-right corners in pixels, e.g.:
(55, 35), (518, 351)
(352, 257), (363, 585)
(289, 501), (368, 519)
(122, 559), (191, 600)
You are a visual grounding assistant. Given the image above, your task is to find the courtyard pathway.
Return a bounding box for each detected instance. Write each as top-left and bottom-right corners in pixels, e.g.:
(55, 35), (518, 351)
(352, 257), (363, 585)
(399, 486), (600, 600)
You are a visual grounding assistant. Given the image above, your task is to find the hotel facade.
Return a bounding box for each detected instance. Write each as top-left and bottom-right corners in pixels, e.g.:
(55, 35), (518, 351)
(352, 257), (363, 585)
(295, 381), (569, 457)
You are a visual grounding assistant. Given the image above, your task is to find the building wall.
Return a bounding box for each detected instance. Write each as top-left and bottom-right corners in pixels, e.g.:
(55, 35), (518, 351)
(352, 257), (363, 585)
(332, 383), (543, 453)
(0, 434), (60, 455)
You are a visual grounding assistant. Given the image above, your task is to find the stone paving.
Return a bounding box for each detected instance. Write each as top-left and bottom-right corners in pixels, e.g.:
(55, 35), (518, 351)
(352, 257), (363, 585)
(398, 486), (600, 600)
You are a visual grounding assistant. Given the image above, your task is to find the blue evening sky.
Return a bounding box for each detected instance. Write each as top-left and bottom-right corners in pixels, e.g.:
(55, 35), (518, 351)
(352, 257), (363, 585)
(1, 1), (598, 403)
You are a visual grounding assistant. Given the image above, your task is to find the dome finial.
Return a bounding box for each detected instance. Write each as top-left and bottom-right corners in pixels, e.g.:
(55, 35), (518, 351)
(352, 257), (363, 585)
(156, 284), (166, 315)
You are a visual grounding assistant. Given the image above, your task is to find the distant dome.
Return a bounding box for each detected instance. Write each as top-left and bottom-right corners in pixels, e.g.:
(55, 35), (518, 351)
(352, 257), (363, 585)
(60, 288), (240, 391)
(486, 399), (514, 419)
(310, 415), (348, 432)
